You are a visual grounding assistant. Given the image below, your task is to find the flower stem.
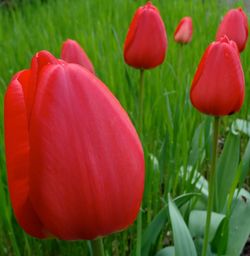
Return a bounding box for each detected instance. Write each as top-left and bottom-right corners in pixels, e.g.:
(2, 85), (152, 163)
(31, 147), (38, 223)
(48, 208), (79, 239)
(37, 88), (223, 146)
(136, 69), (144, 256)
(91, 238), (105, 256)
(136, 208), (142, 256)
(202, 116), (220, 256)
(139, 69), (145, 134)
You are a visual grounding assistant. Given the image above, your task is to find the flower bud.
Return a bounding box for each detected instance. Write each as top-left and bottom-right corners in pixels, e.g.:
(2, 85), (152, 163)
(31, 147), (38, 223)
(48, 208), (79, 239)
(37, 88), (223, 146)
(190, 36), (244, 116)
(124, 1), (167, 69)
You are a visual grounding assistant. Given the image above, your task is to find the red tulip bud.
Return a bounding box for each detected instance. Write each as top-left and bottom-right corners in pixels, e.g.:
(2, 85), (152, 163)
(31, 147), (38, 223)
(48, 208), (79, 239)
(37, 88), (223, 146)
(174, 17), (193, 44)
(216, 8), (248, 52)
(4, 50), (144, 240)
(124, 1), (167, 69)
(190, 36), (244, 116)
(61, 39), (95, 74)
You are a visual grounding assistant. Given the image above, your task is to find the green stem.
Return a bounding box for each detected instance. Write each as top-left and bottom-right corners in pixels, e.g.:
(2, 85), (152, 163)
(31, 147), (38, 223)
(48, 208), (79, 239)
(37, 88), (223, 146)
(136, 208), (142, 256)
(91, 238), (105, 256)
(139, 69), (145, 135)
(177, 44), (183, 86)
(202, 116), (220, 256)
(136, 69), (144, 256)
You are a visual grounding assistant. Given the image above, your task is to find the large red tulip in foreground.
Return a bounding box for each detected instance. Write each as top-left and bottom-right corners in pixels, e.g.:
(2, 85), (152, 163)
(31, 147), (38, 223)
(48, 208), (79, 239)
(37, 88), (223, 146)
(4, 50), (144, 240)
(61, 39), (95, 74)
(174, 17), (193, 44)
(190, 36), (244, 116)
(124, 1), (167, 69)
(216, 8), (248, 52)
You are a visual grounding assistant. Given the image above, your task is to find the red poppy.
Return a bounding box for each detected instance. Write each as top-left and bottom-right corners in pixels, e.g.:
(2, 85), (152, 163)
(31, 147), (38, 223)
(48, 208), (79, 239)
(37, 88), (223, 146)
(124, 1), (167, 69)
(216, 8), (248, 52)
(61, 39), (95, 74)
(190, 36), (244, 116)
(4, 50), (144, 240)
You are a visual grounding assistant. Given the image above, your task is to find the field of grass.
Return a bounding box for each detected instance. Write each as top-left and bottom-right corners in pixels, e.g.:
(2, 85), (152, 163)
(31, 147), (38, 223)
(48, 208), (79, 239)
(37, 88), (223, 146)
(0, 0), (249, 255)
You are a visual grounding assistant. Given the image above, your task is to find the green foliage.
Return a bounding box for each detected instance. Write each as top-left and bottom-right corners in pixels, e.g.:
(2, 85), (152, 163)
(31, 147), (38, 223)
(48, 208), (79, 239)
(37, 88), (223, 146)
(155, 247), (175, 256)
(188, 210), (225, 242)
(226, 192), (250, 255)
(168, 195), (197, 256)
(0, 0), (250, 255)
(215, 132), (240, 212)
(141, 193), (200, 255)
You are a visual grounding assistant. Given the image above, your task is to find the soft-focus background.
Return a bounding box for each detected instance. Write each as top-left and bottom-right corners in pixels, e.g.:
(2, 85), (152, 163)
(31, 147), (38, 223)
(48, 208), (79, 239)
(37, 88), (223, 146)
(0, 0), (249, 255)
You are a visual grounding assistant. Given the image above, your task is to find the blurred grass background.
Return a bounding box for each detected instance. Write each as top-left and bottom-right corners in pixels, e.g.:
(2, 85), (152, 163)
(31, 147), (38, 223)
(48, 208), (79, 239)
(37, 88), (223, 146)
(0, 0), (248, 255)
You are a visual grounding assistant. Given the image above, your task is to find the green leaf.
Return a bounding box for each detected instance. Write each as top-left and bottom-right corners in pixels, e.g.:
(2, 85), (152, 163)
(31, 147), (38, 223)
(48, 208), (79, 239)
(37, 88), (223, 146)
(231, 119), (250, 137)
(239, 139), (250, 187)
(211, 216), (229, 255)
(175, 193), (201, 208)
(159, 132), (170, 182)
(188, 210), (225, 242)
(141, 205), (168, 256)
(155, 246), (175, 256)
(168, 194), (197, 256)
(215, 132), (240, 212)
(194, 238), (216, 256)
(188, 122), (205, 167)
(226, 196), (250, 255)
(234, 188), (250, 201)
(142, 193), (199, 255)
(212, 190), (250, 254)
(180, 166), (208, 198)
(164, 91), (174, 131)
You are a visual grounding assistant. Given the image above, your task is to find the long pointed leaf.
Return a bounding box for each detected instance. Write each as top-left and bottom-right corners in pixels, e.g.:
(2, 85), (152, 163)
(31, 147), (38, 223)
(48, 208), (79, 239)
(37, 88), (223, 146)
(239, 139), (250, 187)
(155, 247), (175, 256)
(189, 210), (225, 242)
(168, 194), (197, 256)
(226, 196), (250, 255)
(232, 119), (250, 137)
(142, 193), (200, 255)
(215, 132), (240, 212)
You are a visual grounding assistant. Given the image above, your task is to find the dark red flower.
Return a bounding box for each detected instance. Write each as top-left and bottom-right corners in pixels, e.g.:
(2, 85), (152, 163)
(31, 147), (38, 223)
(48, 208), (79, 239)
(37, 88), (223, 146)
(4, 50), (144, 240)
(124, 1), (167, 69)
(174, 17), (193, 44)
(61, 39), (95, 74)
(216, 8), (248, 52)
(190, 36), (244, 116)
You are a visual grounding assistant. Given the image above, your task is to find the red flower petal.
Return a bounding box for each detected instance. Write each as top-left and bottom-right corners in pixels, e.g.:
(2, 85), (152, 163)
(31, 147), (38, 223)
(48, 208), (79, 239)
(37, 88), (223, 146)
(4, 71), (47, 238)
(25, 51), (58, 122)
(61, 39), (95, 74)
(27, 63), (144, 240)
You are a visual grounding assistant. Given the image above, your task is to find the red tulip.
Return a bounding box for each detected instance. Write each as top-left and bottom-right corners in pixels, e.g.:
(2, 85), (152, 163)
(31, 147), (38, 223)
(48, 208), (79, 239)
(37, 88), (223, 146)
(124, 1), (167, 69)
(4, 50), (144, 240)
(216, 8), (248, 52)
(61, 39), (95, 74)
(190, 36), (244, 116)
(174, 17), (193, 44)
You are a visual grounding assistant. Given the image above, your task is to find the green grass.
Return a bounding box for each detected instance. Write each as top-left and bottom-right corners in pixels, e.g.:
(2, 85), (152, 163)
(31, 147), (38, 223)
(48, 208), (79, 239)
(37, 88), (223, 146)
(0, 0), (249, 255)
